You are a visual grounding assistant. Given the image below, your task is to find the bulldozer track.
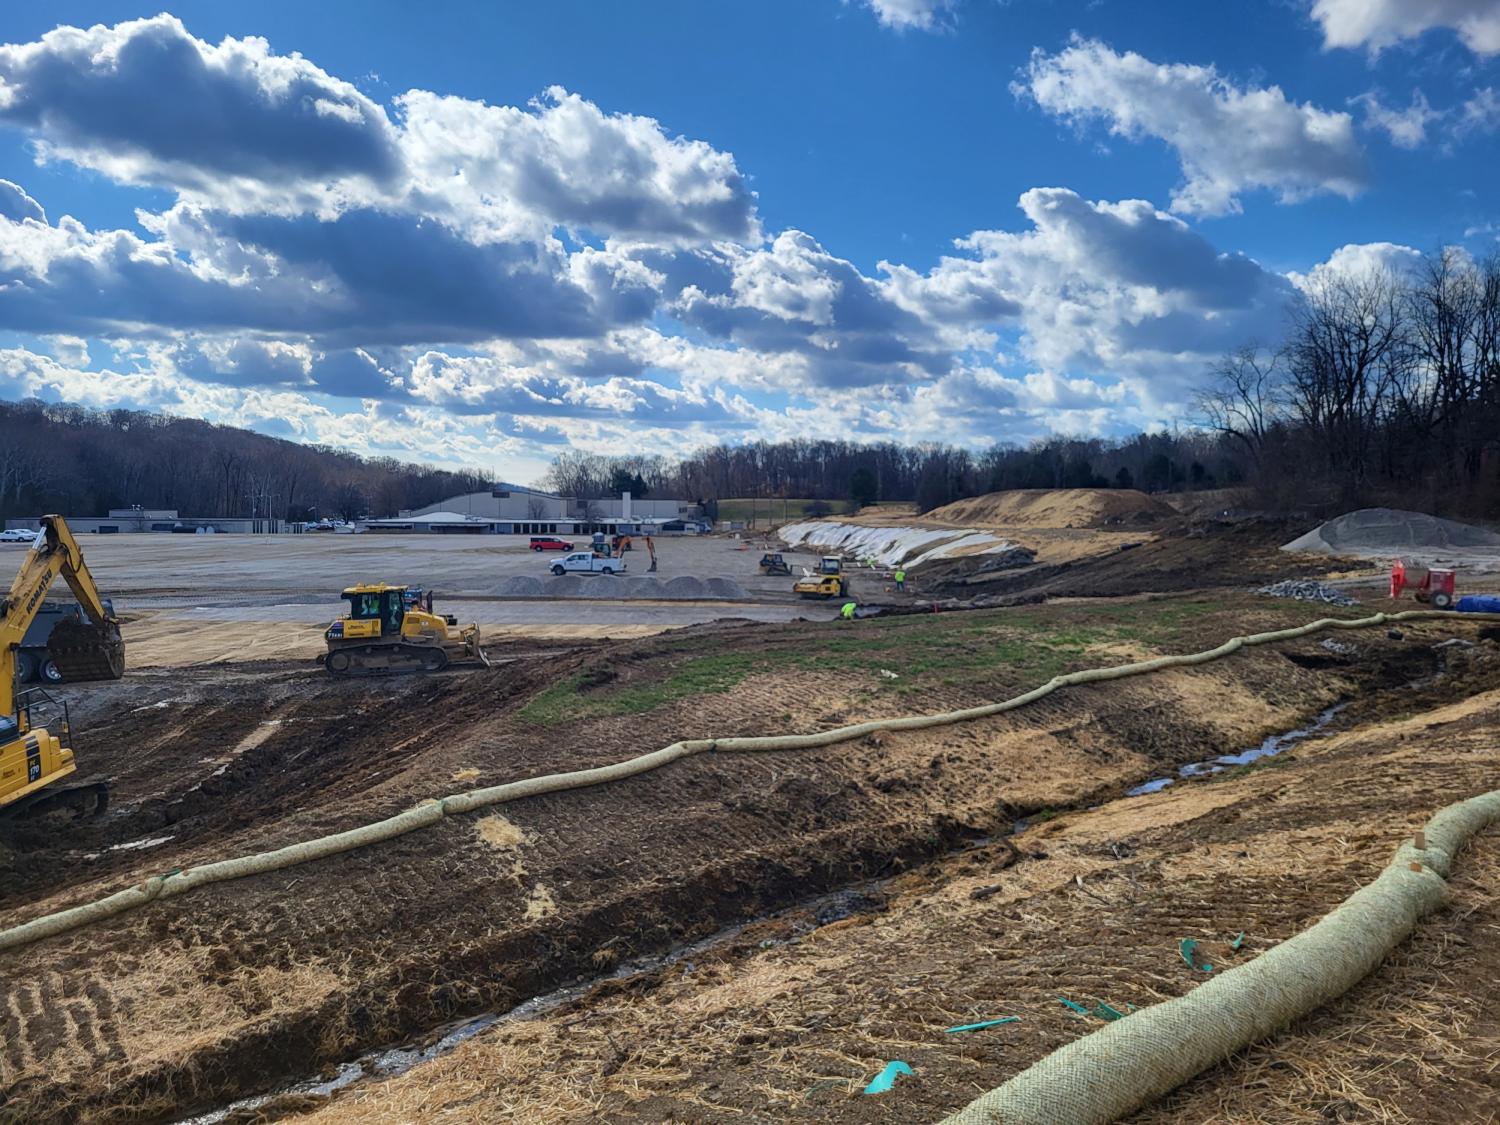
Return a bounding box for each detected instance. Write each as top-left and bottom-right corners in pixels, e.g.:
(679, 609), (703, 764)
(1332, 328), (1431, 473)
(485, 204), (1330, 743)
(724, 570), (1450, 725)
(325, 642), (450, 677)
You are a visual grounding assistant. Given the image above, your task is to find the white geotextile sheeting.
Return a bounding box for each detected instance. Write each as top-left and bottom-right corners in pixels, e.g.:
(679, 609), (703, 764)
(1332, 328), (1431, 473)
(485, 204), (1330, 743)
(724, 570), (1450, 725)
(779, 521), (1013, 568)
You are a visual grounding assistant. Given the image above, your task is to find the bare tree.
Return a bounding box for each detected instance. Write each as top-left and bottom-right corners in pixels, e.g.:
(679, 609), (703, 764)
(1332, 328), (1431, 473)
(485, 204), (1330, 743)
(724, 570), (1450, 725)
(1196, 344), (1284, 468)
(1284, 267), (1410, 489)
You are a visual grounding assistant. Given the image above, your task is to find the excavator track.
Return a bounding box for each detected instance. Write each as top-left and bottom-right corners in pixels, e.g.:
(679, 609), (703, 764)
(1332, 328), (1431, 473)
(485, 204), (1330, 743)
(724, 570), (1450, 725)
(46, 617), (126, 682)
(6, 780), (110, 819)
(324, 642), (450, 678)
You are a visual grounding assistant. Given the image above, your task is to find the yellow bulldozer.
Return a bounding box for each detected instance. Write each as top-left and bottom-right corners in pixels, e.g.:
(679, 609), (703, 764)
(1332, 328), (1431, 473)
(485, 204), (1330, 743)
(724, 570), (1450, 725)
(1, 516), (125, 816)
(323, 584), (489, 676)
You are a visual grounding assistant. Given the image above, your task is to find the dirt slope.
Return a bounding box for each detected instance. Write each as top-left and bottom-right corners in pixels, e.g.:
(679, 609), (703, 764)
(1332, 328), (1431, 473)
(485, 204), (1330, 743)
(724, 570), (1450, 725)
(928, 517), (1353, 598)
(297, 642), (1500, 1124)
(0, 598), (1473, 1121)
(926, 489), (1176, 529)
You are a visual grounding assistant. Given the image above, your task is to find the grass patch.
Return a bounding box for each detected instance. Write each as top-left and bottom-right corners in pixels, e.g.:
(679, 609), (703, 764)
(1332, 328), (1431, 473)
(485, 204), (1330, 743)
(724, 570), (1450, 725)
(525, 593), (1355, 724)
(520, 652), (760, 724)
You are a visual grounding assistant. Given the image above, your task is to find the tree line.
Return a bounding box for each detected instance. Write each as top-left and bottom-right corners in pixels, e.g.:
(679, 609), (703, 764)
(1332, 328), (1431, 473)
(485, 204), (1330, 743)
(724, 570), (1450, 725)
(0, 400), (490, 522)
(540, 433), (1238, 514)
(1200, 249), (1500, 517)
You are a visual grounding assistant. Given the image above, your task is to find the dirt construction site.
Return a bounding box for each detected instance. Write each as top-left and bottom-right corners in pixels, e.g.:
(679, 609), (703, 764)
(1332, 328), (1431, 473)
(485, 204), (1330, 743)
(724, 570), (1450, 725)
(3, 491), (1500, 1124)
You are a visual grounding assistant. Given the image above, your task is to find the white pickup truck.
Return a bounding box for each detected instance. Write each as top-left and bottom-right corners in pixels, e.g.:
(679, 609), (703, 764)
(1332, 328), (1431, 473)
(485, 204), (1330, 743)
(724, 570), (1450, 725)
(549, 551), (626, 576)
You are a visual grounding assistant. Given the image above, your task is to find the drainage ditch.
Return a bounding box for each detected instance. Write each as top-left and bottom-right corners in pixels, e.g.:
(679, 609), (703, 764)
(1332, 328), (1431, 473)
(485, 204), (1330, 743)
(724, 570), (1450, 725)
(182, 688), (1407, 1123)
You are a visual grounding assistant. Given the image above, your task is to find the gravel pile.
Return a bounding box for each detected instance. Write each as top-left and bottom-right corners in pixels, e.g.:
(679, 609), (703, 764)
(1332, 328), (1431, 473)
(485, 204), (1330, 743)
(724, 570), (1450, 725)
(1284, 508), (1500, 557)
(491, 574), (749, 601)
(1256, 579), (1360, 606)
(973, 545), (1038, 573)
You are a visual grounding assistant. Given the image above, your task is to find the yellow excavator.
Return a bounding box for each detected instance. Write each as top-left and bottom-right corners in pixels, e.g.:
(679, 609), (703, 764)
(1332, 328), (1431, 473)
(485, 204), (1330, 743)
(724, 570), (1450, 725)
(323, 583), (489, 676)
(1, 516), (126, 816)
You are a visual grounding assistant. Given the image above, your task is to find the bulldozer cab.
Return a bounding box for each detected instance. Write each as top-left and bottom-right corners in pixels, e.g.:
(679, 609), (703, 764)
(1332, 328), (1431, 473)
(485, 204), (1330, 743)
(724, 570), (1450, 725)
(341, 585), (407, 636)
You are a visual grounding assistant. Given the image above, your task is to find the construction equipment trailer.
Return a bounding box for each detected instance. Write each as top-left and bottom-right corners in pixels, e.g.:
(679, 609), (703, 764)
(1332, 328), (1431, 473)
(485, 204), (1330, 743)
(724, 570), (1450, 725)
(0, 517), (125, 816)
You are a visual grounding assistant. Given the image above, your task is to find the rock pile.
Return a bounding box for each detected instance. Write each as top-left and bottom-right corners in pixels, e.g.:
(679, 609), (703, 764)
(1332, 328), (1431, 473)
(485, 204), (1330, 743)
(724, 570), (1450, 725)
(973, 545), (1038, 573)
(1256, 579), (1360, 606)
(491, 574), (749, 601)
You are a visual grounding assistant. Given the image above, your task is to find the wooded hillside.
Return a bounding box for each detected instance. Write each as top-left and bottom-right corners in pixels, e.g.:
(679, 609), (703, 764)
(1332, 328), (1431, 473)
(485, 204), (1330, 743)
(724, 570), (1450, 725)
(0, 400), (489, 521)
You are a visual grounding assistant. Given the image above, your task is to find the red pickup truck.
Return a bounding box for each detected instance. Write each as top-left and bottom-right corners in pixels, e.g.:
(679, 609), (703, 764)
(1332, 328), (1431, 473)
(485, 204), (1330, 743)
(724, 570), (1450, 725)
(529, 536), (575, 552)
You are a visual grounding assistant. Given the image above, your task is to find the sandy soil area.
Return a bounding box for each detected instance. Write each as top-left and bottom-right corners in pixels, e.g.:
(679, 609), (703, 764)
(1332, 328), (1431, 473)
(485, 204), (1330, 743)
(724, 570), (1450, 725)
(5, 534), (842, 667)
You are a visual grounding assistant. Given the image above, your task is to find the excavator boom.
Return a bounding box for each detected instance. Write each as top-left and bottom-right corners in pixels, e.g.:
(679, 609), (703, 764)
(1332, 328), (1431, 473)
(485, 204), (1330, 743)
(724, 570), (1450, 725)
(1, 516), (123, 814)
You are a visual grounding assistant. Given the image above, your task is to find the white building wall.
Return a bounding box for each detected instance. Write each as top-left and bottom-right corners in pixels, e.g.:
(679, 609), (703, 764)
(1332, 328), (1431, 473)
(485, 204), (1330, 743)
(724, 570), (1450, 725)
(402, 490), (571, 520)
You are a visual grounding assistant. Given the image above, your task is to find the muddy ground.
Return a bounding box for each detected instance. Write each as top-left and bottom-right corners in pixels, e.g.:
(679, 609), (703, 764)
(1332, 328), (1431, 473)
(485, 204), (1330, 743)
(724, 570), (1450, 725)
(1, 569), (1496, 1124)
(299, 640), (1500, 1124)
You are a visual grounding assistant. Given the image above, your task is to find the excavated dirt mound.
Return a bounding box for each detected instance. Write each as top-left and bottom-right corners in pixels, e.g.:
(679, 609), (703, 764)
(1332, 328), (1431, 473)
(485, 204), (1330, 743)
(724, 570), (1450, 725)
(1284, 508), (1500, 557)
(927, 488), (1177, 529)
(928, 517), (1344, 598)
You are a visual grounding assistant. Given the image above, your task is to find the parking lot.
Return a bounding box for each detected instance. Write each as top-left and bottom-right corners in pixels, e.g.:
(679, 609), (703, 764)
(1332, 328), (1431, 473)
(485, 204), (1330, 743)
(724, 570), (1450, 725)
(8, 532), (848, 666)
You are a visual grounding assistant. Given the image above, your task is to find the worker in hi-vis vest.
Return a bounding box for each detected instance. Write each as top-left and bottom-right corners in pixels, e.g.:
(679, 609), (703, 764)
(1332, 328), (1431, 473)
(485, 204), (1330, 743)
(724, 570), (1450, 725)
(841, 601), (857, 621)
(894, 568), (907, 592)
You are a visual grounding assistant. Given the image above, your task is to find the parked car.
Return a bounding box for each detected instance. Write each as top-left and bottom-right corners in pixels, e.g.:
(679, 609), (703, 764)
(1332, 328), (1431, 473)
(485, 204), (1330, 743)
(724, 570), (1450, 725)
(549, 551), (625, 575)
(530, 536), (575, 552)
(0, 528), (37, 543)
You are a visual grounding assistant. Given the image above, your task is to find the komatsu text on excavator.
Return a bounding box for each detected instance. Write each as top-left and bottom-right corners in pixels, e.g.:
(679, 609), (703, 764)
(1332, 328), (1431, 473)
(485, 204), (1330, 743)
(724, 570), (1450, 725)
(323, 584), (488, 676)
(1, 517), (126, 816)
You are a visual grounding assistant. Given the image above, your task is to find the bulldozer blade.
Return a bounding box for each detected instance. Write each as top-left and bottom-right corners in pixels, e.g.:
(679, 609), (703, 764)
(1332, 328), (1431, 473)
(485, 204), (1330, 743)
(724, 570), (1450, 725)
(47, 617), (126, 682)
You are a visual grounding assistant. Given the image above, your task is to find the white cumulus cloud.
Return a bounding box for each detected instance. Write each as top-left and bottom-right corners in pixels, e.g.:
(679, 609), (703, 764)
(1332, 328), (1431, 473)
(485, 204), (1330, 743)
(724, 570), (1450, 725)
(1310, 0), (1500, 56)
(858, 0), (959, 31)
(396, 86), (759, 245)
(1287, 241), (1426, 290)
(1458, 87), (1500, 134)
(1352, 89), (1442, 147)
(0, 14), (400, 213)
(1019, 37), (1366, 216)
(894, 188), (1297, 393)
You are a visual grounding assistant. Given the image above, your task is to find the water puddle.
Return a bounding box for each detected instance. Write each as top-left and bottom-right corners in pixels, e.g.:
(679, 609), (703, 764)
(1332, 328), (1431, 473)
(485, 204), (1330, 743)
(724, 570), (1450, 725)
(1126, 702), (1347, 797)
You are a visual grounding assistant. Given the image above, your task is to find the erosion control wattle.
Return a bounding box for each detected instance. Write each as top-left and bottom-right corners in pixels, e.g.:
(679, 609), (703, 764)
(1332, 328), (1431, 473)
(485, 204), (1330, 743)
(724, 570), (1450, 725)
(1, 609), (1496, 964)
(941, 789), (1500, 1125)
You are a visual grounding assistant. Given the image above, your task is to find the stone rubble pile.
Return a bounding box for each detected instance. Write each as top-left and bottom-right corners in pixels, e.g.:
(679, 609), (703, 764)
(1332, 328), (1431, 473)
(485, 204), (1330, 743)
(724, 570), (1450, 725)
(1255, 579), (1360, 606)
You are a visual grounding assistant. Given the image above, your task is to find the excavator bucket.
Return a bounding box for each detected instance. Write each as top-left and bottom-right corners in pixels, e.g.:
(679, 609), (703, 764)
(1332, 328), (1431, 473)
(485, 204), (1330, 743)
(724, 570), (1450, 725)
(47, 617), (126, 682)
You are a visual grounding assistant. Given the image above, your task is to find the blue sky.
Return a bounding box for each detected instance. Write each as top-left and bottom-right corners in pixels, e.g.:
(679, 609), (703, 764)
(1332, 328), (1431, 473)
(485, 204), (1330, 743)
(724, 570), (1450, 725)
(0, 1), (1497, 478)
